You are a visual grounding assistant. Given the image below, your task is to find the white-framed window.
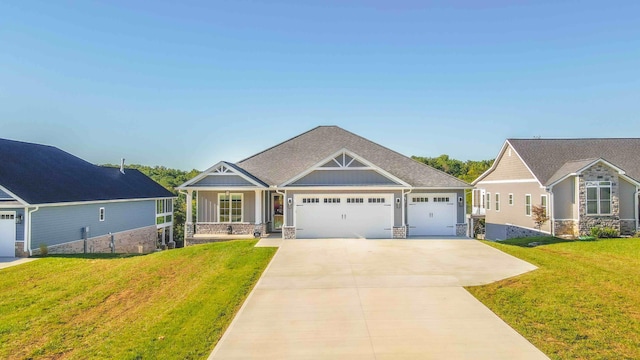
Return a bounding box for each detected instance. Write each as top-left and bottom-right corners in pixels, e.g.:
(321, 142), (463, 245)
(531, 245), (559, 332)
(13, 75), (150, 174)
(346, 198), (364, 204)
(586, 181), (612, 215)
(368, 198), (385, 203)
(302, 198), (319, 204)
(525, 194), (531, 216)
(495, 193), (500, 212)
(412, 197), (428, 203)
(324, 198), (341, 204)
(156, 198), (174, 226)
(508, 193), (514, 206)
(486, 193), (491, 210)
(541, 195), (548, 216)
(219, 193), (243, 222)
(99, 207), (105, 222)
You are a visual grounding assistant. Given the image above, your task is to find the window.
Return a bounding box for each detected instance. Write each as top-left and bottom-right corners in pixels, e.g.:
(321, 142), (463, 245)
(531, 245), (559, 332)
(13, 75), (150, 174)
(486, 193), (491, 210)
(219, 193), (243, 222)
(347, 198), (364, 204)
(412, 197), (428, 203)
(508, 193), (513, 206)
(324, 198), (341, 204)
(99, 207), (105, 222)
(368, 198), (385, 203)
(541, 195), (547, 215)
(586, 181), (611, 215)
(156, 199), (173, 214)
(434, 197), (450, 202)
(495, 193), (500, 212)
(525, 195), (531, 216)
(302, 198), (319, 204)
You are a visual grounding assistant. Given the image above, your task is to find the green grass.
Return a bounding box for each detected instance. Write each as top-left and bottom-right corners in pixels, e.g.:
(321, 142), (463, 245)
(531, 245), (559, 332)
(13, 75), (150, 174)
(467, 237), (640, 360)
(0, 240), (276, 360)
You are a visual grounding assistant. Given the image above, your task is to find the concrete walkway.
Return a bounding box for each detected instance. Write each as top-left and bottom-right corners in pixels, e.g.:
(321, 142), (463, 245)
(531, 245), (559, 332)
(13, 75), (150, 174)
(0, 257), (39, 270)
(210, 239), (549, 360)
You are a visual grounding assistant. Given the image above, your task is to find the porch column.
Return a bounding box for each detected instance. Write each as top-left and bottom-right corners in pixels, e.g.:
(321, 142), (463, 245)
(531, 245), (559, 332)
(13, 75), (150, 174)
(254, 190), (262, 225)
(185, 190), (194, 239)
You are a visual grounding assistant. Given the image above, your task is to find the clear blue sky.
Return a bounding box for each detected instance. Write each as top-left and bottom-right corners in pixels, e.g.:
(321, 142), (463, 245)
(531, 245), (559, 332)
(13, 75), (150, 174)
(2, 1), (639, 171)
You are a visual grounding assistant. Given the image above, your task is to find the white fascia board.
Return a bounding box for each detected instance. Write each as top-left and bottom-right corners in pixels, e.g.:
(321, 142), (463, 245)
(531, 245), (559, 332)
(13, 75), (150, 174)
(546, 159), (634, 188)
(477, 179), (540, 185)
(279, 148), (411, 188)
(410, 186), (472, 190)
(32, 197), (176, 208)
(0, 184), (29, 206)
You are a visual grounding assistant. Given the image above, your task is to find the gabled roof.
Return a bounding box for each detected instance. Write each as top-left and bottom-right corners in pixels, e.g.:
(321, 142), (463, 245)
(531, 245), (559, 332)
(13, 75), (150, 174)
(0, 138), (174, 205)
(545, 158), (600, 186)
(235, 126), (470, 188)
(177, 161), (267, 189)
(507, 138), (640, 185)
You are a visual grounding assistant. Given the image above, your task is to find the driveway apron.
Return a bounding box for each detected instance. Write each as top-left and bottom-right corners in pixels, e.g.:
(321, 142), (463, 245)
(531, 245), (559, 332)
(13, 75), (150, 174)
(210, 239), (549, 360)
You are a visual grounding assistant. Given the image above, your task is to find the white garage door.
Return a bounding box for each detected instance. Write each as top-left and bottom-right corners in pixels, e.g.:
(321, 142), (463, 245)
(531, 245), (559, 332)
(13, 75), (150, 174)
(407, 193), (457, 236)
(0, 211), (16, 257)
(295, 194), (393, 239)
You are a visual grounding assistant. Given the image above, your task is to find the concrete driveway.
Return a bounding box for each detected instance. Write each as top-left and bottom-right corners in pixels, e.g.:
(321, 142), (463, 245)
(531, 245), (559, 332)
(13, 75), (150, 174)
(210, 239), (549, 360)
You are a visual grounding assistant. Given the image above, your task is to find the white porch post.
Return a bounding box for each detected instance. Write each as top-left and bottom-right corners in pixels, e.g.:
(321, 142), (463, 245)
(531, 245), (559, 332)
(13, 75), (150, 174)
(186, 190), (193, 224)
(254, 190), (262, 225)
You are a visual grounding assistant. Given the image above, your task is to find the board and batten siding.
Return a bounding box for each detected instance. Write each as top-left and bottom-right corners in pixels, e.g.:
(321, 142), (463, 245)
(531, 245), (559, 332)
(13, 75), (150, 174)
(31, 200), (156, 248)
(191, 175), (254, 187)
(290, 170), (400, 186)
(482, 145), (536, 182)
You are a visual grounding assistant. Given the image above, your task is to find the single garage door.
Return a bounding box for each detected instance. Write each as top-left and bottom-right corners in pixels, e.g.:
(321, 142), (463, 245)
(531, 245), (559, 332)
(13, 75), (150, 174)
(407, 193), (456, 236)
(295, 194), (393, 238)
(0, 211), (16, 257)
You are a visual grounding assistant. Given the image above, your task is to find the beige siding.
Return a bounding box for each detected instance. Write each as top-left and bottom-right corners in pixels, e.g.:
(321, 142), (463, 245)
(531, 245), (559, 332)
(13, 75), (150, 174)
(483, 145), (536, 181)
(481, 182), (551, 233)
(553, 176), (576, 220)
(197, 191), (256, 223)
(619, 178), (637, 220)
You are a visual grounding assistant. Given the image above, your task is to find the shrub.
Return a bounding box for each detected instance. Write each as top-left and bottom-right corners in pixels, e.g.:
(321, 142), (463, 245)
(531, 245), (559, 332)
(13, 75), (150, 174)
(590, 227), (619, 239)
(38, 243), (49, 256)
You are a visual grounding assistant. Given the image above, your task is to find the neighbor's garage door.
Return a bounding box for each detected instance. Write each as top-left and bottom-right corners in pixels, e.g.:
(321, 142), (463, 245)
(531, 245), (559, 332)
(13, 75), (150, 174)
(295, 194), (393, 238)
(407, 193), (456, 236)
(0, 211), (16, 257)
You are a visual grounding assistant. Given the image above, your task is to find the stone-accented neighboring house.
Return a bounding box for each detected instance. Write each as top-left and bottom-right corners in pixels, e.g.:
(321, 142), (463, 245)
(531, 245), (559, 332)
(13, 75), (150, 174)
(472, 138), (640, 240)
(177, 126), (471, 241)
(0, 138), (176, 257)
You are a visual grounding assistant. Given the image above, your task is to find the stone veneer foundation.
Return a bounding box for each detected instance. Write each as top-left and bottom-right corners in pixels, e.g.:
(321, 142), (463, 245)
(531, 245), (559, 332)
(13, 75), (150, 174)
(30, 225), (157, 256)
(456, 223), (468, 237)
(283, 226), (296, 239)
(393, 226), (407, 239)
(554, 220), (579, 238)
(195, 223), (265, 237)
(506, 224), (548, 239)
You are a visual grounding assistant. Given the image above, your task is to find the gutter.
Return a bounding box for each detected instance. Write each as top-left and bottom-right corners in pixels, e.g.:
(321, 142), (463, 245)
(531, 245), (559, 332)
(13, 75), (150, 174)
(26, 206), (40, 256)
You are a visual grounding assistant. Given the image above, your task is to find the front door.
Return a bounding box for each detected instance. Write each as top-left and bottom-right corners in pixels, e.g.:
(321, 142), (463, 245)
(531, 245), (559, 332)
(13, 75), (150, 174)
(272, 194), (284, 232)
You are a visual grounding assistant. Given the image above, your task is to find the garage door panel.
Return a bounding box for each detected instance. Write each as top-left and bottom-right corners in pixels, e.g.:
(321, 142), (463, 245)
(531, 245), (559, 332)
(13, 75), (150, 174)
(295, 194), (392, 239)
(0, 211), (16, 257)
(408, 194), (456, 236)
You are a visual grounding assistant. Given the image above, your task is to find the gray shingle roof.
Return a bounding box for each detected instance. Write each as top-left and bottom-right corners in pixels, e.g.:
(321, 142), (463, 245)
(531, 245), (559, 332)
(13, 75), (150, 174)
(236, 126), (470, 188)
(545, 158), (600, 186)
(508, 139), (640, 185)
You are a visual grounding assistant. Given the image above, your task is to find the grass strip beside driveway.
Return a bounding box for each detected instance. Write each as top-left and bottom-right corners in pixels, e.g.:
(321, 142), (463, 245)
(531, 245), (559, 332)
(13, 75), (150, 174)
(467, 237), (640, 360)
(0, 240), (276, 360)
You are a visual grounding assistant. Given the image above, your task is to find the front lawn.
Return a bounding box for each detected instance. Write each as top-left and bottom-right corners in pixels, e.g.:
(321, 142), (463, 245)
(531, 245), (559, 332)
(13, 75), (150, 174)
(467, 237), (640, 360)
(0, 241), (276, 359)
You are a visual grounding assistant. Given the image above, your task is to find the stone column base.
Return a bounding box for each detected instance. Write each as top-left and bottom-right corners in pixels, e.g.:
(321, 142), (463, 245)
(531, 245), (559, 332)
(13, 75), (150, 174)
(283, 226), (296, 239)
(393, 226), (407, 239)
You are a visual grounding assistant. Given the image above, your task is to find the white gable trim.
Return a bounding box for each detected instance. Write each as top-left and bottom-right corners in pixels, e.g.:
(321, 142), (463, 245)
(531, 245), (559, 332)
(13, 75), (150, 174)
(471, 140), (542, 186)
(0, 184), (29, 206)
(279, 149), (411, 188)
(177, 161), (266, 189)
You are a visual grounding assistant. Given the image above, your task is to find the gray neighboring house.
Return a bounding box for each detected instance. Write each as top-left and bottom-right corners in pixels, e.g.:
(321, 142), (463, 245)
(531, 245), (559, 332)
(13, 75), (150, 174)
(0, 138), (175, 257)
(472, 138), (640, 240)
(177, 126), (471, 240)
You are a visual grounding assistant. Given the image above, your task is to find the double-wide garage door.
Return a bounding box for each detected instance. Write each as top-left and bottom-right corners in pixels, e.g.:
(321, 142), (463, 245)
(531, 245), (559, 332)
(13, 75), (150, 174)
(295, 194), (393, 239)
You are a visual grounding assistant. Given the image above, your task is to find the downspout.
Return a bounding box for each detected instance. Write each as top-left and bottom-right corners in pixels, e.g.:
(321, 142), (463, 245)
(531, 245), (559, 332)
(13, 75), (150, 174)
(276, 189), (286, 229)
(26, 206), (40, 256)
(402, 189), (412, 228)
